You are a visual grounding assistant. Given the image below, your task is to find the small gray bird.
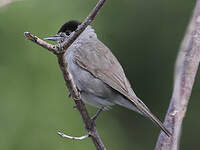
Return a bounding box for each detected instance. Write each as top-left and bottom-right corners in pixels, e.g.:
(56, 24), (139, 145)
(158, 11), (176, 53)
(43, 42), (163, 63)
(45, 20), (171, 136)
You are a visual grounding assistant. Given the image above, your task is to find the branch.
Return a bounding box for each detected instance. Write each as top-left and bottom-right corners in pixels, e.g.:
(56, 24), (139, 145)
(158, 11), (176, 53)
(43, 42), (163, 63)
(61, 0), (107, 53)
(57, 132), (89, 140)
(24, 32), (59, 54)
(155, 1), (200, 150)
(0, 0), (22, 8)
(24, 0), (107, 150)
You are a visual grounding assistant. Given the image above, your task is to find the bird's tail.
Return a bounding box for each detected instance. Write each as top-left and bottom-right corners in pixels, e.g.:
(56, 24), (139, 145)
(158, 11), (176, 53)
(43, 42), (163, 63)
(133, 97), (171, 137)
(114, 95), (171, 136)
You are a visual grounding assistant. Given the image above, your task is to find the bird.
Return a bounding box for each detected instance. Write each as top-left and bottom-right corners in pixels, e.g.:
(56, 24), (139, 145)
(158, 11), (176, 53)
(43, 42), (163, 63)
(44, 20), (171, 137)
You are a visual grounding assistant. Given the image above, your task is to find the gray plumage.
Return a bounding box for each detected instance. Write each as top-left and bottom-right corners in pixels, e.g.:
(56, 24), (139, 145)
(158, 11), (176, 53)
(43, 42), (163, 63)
(65, 26), (136, 110)
(45, 20), (171, 137)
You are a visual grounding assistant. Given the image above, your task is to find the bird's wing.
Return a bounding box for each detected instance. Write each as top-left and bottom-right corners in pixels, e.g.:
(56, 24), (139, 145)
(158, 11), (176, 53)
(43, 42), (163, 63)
(73, 39), (152, 113)
(73, 39), (171, 137)
(73, 39), (133, 98)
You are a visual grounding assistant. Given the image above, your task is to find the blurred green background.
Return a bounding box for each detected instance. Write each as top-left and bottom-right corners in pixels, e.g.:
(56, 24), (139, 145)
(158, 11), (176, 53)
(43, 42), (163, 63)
(0, 0), (199, 149)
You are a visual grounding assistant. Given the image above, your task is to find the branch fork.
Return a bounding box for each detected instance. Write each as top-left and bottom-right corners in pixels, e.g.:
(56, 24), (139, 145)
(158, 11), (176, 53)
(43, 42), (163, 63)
(24, 0), (107, 150)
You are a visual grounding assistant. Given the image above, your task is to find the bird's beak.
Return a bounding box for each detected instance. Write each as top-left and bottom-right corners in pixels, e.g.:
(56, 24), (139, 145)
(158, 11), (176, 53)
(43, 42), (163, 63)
(44, 35), (62, 42)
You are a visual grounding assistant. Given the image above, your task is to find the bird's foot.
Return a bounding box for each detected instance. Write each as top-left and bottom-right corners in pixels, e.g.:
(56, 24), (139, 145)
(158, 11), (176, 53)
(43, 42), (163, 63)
(91, 107), (104, 122)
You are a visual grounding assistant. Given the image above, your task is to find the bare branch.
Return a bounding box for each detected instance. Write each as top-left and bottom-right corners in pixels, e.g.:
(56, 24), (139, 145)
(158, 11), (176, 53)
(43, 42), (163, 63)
(24, 0), (107, 150)
(57, 132), (89, 140)
(61, 0), (107, 53)
(24, 32), (59, 55)
(155, 1), (200, 150)
(0, 0), (21, 8)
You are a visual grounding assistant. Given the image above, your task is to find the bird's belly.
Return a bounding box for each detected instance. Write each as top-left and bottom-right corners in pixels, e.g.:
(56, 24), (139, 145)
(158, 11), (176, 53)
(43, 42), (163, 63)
(65, 53), (116, 108)
(69, 60), (113, 97)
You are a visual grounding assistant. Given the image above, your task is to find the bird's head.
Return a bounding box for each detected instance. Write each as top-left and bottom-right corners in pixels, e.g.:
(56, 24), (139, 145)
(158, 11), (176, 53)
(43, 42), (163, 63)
(44, 20), (81, 43)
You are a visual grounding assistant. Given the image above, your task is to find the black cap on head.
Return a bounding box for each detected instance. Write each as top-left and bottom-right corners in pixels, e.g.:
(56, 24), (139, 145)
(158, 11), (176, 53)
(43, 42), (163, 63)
(58, 20), (81, 35)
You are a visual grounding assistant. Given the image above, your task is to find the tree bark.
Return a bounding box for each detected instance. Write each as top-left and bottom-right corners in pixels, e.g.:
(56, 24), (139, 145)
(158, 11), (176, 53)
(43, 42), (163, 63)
(155, 1), (200, 149)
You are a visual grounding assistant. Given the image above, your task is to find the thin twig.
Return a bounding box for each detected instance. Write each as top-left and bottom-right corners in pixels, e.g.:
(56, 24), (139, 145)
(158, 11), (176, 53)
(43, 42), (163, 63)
(24, 32), (59, 55)
(57, 132), (89, 140)
(155, 1), (200, 150)
(24, 0), (107, 150)
(61, 0), (107, 53)
(0, 0), (22, 8)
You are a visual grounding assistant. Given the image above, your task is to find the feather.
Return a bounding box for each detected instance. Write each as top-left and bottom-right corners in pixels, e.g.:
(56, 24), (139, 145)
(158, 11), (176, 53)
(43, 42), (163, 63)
(73, 38), (171, 136)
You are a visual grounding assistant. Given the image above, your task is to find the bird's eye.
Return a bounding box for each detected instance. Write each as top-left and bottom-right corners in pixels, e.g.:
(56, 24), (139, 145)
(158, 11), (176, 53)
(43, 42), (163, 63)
(65, 30), (72, 36)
